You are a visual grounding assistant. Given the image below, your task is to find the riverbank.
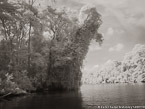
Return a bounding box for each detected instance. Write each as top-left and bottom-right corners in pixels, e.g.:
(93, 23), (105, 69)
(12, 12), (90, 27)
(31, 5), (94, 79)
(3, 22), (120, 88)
(0, 86), (79, 101)
(0, 88), (27, 101)
(82, 81), (145, 85)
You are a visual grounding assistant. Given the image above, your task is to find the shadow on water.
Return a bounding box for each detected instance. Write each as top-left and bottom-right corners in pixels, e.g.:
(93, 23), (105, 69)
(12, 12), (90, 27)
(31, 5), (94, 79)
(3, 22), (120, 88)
(0, 91), (84, 109)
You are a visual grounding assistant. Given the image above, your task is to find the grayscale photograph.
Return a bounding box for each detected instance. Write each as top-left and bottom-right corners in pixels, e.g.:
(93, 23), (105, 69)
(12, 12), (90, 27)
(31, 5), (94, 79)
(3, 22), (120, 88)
(0, 0), (145, 109)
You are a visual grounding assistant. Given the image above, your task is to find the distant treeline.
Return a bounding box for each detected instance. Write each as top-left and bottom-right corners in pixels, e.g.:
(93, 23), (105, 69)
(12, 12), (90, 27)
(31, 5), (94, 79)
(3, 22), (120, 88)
(82, 44), (145, 84)
(0, 0), (103, 94)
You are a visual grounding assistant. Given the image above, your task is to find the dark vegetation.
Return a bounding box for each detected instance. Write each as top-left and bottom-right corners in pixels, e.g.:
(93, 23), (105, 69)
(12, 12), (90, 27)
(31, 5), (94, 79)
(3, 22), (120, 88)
(0, 0), (103, 97)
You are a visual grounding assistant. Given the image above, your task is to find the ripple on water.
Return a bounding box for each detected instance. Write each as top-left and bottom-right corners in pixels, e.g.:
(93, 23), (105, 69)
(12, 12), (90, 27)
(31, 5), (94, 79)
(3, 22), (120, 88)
(0, 84), (145, 109)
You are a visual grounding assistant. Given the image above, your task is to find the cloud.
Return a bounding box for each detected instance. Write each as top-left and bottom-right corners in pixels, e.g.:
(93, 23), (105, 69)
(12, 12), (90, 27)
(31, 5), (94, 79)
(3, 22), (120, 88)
(106, 27), (114, 36)
(89, 45), (102, 51)
(83, 64), (99, 73)
(90, 64), (99, 72)
(105, 27), (114, 40)
(93, 65), (99, 68)
(109, 43), (124, 52)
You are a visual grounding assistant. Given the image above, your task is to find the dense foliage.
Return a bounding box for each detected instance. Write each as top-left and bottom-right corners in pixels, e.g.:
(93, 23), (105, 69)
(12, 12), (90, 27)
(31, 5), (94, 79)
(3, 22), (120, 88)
(0, 0), (103, 94)
(82, 44), (145, 84)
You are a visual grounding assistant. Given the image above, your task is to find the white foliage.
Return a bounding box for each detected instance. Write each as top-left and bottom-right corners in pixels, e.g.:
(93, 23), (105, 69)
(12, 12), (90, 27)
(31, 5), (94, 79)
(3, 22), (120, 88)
(82, 44), (145, 84)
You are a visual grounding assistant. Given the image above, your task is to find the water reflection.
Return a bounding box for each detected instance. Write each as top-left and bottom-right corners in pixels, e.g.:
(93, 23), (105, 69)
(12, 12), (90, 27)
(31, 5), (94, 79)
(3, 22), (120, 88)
(81, 84), (145, 108)
(0, 84), (145, 109)
(0, 91), (83, 109)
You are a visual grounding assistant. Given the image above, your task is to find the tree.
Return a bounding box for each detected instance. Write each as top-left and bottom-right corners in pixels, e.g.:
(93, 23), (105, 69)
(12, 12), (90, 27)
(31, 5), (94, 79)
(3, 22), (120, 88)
(0, 0), (25, 72)
(122, 44), (145, 83)
(0, 0), (39, 93)
(0, 1), (103, 92)
(31, 4), (103, 90)
(82, 44), (145, 84)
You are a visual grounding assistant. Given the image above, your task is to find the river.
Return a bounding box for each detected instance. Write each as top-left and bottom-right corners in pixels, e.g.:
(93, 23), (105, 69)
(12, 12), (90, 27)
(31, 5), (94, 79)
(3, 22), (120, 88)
(0, 83), (145, 109)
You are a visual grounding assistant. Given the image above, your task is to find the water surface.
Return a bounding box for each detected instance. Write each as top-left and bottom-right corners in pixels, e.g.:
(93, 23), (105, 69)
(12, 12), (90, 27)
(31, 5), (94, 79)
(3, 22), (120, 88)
(0, 84), (145, 109)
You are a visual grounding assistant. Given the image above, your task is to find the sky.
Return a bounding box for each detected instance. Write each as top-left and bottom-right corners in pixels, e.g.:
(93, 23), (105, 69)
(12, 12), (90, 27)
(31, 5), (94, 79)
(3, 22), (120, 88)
(38, 0), (145, 71)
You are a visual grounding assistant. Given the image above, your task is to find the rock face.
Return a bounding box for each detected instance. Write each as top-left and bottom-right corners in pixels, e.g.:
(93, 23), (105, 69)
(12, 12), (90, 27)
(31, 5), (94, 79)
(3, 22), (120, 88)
(47, 5), (102, 91)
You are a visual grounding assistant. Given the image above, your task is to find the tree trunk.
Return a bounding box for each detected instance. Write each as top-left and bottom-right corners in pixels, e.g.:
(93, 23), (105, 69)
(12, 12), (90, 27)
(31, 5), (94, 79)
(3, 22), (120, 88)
(28, 22), (32, 72)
